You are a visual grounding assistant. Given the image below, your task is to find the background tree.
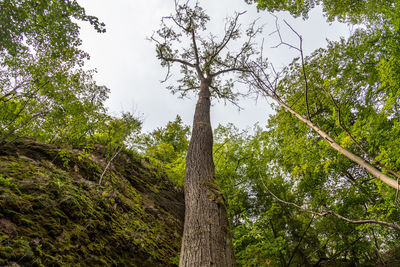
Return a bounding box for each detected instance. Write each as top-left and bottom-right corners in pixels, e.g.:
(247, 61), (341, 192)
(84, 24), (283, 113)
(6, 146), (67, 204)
(213, 122), (400, 265)
(245, 0), (399, 24)
(138, 115), (190, 187)
(0, 0), (108, 145)
(212, 0), (400, 264)
(151, 1), (261, 265)
(243, 0), (400, 189)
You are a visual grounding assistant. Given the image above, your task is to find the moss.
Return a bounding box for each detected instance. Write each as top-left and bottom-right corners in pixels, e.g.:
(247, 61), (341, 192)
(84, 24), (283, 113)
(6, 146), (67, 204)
(202, 179), (225, 205)
(0, 139), (184, 266)
(0, 246), (13, 258)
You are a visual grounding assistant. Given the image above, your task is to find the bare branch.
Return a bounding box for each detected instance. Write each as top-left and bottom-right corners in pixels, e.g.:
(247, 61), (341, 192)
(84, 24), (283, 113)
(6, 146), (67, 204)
(99, 146), (123, 185)
(191, 27), (203, 78)
(272, 18), (311, 120)
(209, 17), (262, 78)
(211, 67), (249, 77)
(271, 15), (300, 51)
(259, 172), (400, 234)
(207, 12), (245, 66)
(161, 62), (172, 83)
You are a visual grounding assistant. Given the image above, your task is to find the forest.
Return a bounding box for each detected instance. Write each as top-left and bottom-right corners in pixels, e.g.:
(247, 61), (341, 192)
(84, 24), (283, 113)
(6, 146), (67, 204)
(1, 0), (400, 266)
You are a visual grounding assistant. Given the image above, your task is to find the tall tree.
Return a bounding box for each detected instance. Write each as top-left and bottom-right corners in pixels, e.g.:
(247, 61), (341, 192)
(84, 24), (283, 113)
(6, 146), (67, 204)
(151, 1), (261, 265)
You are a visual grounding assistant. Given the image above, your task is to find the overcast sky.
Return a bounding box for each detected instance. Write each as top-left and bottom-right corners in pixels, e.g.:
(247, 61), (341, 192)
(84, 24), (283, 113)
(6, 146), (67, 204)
(77, 0), (351, 132)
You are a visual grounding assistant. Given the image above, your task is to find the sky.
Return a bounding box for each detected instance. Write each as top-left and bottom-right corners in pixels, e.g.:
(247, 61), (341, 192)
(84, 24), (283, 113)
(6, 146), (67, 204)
(77, 0), (351, 133)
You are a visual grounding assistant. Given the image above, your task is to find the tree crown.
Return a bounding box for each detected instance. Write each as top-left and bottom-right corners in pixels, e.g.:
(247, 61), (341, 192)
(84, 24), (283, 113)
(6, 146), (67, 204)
(151, 1), (262, 103)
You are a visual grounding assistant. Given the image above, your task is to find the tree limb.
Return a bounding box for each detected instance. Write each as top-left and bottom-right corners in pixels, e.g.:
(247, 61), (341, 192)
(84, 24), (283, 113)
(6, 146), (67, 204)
(244, 53), (400, 190)
(259, 173), (400, 234)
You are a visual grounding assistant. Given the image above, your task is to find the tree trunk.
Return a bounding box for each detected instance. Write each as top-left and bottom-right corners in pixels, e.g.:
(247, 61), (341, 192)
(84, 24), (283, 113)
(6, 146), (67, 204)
(179, 77), (235, 267)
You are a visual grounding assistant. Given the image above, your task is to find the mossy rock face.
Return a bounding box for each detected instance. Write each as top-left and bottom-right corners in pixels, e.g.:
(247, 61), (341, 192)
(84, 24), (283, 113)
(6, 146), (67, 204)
(0, 139), (184, 266)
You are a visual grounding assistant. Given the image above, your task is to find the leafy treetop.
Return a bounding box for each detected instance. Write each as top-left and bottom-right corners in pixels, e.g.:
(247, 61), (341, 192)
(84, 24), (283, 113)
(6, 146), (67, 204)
(0, 0), (109, 145)
(246, 0), (399, 25)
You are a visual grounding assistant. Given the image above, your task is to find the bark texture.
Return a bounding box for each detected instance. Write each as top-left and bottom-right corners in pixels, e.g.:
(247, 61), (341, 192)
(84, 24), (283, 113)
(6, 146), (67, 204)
(179, 78), (235, 267)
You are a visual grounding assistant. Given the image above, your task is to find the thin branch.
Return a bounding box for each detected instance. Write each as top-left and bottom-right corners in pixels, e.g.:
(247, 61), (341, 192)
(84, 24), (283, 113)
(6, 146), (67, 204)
(3, 110), (49, 144)
(211, 67), (249, 77)
(268, 219), (288, 266)
(161, 62), (172, 83)
(0, 80), (28, 102)
(208, 12), (244, 66)
(344, 169), (375, 204)
(287, 214), (315, 266)
(190, 24), (203, 78)
(270, 17), (311, 120)
(99, 146), (123, 185)
(258, 172), (400, 234)
(271, 15), (300, 51)
(0, 80), (49, 134)
(209, 15), (261, 78)
(282, 19), (311, 120)
(150, 34), (196, 69)
(161, 54), (196, 68)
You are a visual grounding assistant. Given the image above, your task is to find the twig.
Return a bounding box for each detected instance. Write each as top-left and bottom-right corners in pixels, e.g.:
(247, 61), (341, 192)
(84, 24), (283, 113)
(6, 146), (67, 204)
(287, 214), (315, 266)
(258, 171), (400, 234)
(99, 146), (123, 185)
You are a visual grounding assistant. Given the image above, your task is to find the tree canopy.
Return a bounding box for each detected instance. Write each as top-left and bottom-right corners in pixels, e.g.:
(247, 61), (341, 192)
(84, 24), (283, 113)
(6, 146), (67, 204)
(151, 1), (262, 103)
(0, 0), (110, 145)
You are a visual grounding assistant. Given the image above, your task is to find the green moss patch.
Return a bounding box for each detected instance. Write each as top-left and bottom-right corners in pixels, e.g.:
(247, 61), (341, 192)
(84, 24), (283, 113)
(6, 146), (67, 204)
(0, 140), (184, 266)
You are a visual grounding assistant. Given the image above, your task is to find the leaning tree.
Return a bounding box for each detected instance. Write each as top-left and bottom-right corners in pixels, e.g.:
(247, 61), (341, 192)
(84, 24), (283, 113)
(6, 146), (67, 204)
(244, 21), (400, 190)
(151, 1), (261, 266)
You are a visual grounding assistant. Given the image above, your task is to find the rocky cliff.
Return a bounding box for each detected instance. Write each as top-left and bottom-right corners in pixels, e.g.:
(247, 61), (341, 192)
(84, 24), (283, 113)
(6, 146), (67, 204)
(0, 139), (184, 266)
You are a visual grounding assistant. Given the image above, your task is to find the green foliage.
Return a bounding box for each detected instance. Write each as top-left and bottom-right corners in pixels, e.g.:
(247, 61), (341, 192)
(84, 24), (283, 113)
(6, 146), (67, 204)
(246, 0), (315, 19)
(216, 1), (400, 264)
(58, 149), (72, 169)
(246, 0), (399, 24)
(138, 115), (190, 187)
(170, 253), (180, 265)
(92, 112), (142, 155)
(215, 124), (400, 265)
(0, 0), (109, 145)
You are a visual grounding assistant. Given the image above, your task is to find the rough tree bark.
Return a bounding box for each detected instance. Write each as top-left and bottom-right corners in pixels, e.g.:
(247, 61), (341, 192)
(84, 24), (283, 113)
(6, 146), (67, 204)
(179, 77), (235, 266)
(152, 3), (260, 264)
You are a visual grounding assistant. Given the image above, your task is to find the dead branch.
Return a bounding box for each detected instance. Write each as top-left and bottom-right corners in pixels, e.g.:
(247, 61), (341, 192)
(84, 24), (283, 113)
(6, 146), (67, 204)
(271, 16), (311, 120)
(99, 146), (123, 185)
